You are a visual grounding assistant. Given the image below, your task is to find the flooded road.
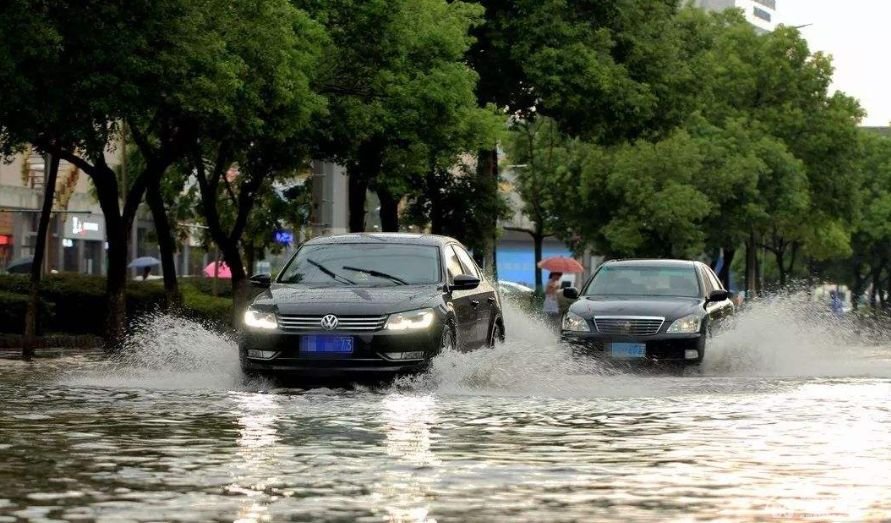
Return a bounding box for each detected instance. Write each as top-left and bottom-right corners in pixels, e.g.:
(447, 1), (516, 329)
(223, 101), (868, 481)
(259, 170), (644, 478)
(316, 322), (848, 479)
(2, 301), (891, 522)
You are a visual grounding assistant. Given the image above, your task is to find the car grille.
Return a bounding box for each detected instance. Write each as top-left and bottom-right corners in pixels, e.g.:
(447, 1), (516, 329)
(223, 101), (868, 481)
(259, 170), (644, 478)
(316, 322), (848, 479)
(593, 317), (664, 336)
(277, 314), (387, 332)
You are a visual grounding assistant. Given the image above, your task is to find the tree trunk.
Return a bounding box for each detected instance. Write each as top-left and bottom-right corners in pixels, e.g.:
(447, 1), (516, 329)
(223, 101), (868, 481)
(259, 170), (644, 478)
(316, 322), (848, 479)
(476, 148), (499, 274)
(745, 232), (757, 298)
(718, 248), (735, 291)
(23, 154), (60, 360)
(429, 170), (443, 234)
(533, 231), (544, 293)
(776, 249), (786, 289)
(146, 177), (181, 308)
(377, 186), (400, 232)
(348, 173), (368, 233)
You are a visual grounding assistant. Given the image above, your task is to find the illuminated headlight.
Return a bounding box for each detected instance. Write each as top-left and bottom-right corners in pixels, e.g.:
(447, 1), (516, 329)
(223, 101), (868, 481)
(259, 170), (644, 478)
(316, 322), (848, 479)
(385, 308), (435, 331)
(562, 311), (590, 332)
(667, 314), (701, 334)
(243, 309), (278, 330)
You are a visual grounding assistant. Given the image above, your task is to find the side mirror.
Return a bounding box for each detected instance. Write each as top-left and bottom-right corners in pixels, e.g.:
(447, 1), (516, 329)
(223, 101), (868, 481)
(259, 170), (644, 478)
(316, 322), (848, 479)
(708, 289), (729, 302)
(563, 287), (580, 300)
(249, 273), (272, 288)
(450, 274), (480, 291)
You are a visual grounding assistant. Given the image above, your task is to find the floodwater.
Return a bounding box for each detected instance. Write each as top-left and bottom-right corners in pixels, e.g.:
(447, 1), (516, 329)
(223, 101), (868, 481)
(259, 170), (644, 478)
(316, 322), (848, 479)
(2, 298), (891, 522)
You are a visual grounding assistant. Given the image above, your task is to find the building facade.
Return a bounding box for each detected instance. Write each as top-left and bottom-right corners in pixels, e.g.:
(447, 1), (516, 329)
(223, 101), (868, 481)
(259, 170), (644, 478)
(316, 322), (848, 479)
(695, 0), (777, 33)
(0, 149), (109, 274)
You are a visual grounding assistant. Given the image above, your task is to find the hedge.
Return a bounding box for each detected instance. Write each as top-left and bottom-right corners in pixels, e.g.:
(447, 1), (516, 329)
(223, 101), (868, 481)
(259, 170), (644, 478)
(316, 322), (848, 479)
(0, 274), (232, 337)
(0, 290), (54, 334)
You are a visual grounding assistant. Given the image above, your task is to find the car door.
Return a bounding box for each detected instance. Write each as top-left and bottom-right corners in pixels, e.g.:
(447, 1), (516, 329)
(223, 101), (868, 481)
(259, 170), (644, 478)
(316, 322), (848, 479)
(444, 245), (477, 350)
(453, 244), (494, 346)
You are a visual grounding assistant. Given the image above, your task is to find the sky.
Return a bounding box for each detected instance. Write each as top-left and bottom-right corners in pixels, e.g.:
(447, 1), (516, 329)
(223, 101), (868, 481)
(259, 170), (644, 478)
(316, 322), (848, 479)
(779, 0), (891, 126)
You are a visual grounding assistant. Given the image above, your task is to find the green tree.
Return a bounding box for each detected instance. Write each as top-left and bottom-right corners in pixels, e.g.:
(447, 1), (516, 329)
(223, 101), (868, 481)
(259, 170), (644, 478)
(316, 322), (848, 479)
(300, 0), (484, 233)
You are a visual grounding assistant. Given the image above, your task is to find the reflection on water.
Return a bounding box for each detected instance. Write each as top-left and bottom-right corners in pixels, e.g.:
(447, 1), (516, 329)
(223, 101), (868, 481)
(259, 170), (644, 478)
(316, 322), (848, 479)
(1, 298), (891, 521)
(378, 395), (439, 522)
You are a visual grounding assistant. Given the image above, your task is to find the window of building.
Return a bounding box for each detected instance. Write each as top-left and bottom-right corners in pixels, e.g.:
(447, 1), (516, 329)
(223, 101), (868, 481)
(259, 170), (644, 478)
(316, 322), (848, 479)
(753, 6), (772, 22)
(753, 0), (776, 10)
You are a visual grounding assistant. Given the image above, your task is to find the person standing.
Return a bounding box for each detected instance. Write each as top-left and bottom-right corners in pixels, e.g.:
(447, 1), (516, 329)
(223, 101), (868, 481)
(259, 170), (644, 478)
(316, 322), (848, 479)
(543, 272), (563, 326)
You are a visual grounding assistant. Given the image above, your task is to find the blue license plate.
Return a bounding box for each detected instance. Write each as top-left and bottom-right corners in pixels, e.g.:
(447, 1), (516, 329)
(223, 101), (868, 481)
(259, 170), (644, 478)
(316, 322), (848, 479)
(300, 336), (354, 354)
(610, 342), (646, 359)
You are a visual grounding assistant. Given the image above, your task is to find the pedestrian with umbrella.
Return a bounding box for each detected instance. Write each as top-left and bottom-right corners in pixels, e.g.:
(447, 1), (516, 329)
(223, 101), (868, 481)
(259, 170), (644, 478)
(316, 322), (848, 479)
(5, 256), (34, 274)
(537, 256), (585, 328)
(128, 256), (161, 281)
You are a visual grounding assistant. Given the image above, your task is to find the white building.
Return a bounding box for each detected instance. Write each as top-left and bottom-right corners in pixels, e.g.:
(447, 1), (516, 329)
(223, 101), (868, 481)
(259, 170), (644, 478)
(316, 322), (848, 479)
(695, 0), (777, 33)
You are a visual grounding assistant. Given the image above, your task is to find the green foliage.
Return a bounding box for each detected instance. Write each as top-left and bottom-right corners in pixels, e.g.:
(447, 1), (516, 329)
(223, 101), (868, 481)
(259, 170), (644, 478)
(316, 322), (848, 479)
(0, 275), (232, 335)
(0, 291), (53, 334)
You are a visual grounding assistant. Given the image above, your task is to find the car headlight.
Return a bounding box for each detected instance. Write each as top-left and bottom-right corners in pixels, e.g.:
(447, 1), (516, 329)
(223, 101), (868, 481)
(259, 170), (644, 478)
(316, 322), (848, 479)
(385, 308), (435, 331)
(562, 311), (590, 332)
(666, 314), (701, 334)
(243, 308), (278, 330)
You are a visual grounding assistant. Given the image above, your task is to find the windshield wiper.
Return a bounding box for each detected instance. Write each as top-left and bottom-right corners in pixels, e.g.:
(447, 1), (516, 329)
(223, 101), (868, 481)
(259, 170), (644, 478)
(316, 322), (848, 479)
(306, 259), (355, 285)
(342, 266), (407, 285)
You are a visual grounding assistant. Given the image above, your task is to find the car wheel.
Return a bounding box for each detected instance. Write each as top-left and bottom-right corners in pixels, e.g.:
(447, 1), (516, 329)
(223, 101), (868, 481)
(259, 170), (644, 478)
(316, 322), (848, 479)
(488, 320), (505, 347)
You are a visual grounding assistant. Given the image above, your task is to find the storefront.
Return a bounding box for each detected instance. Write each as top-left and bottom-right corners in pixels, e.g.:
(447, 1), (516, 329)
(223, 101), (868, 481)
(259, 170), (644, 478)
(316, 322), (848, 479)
(0, 212), (13, 269)
(63, 214), (106, 275)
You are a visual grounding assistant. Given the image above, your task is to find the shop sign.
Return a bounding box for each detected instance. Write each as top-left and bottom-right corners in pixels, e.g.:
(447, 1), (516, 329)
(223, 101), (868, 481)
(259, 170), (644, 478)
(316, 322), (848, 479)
(64, 215), (105, 241)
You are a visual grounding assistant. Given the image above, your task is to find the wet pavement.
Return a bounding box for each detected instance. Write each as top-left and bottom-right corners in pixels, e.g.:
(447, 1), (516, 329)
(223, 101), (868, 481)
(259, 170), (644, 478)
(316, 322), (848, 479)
(1, 301), (890, 522)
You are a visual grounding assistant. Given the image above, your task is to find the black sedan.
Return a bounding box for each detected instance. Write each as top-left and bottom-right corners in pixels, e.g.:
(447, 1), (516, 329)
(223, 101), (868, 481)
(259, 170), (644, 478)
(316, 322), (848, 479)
(239, 233), (505, 377)
(560, 259), (734, 365)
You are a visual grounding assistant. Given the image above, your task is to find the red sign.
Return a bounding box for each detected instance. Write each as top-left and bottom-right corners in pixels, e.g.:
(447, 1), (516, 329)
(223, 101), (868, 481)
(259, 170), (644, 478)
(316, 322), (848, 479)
(0, 234), (11, 246)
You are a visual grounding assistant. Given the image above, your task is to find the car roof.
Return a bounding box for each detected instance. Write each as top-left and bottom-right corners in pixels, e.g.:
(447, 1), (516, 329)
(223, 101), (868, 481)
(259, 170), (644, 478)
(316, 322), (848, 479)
(601, 258), (700, 269)
(303, 232), (458, 247)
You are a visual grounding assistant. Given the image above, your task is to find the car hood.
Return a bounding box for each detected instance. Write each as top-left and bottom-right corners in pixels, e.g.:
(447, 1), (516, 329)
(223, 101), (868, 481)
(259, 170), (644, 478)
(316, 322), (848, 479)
(252, 284), (442, 316)
(569, 296), (704, 321)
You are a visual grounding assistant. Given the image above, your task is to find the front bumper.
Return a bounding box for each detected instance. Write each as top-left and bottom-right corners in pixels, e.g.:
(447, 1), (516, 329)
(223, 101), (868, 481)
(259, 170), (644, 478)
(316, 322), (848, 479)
(238, 326), (442, 377)
(561, 331), (705, 363)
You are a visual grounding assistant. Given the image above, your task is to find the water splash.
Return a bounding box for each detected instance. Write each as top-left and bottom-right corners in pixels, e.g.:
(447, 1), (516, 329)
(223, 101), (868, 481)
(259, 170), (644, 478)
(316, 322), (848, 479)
(56, 292), (891, 394)
(61, 313), (247, 391)
(704, 293), (891, 378)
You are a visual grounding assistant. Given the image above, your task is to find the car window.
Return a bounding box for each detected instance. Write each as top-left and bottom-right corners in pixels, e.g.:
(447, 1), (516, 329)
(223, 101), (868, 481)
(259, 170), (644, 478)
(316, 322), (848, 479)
(705, 266), (724, 292)
(277, 243), (442, 286)
(445, 246), (465, 284)
(699, 266), (716, 294)
(583, 265), (701, 298)
(452, 245), (481, 279)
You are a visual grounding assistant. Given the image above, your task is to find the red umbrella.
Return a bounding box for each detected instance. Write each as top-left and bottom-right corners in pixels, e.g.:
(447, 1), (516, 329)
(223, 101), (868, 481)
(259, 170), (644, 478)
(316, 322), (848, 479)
(537, 256), (584, 273)
(203, 261), (232, 279)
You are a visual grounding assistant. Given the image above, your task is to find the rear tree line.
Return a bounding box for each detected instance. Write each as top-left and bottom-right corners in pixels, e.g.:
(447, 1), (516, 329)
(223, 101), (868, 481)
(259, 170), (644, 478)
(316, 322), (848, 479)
(0, 0), (883, 350)
(504, 7), (870, 298)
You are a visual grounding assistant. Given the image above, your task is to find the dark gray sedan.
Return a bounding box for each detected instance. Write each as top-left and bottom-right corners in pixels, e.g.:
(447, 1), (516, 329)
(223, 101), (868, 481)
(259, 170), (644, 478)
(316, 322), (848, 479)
(560, 259), (734, 365)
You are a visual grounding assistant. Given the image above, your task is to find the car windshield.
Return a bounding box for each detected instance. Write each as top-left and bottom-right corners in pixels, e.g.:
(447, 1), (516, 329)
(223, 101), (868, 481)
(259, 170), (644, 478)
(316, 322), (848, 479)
(277, 243), (441, 287)
(584, 265), (701, 298)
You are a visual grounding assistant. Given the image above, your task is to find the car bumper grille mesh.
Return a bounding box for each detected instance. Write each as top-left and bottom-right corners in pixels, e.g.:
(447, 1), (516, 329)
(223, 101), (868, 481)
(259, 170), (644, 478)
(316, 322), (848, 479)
(277, 314), (387, 332)
(593, 317), (665, 336)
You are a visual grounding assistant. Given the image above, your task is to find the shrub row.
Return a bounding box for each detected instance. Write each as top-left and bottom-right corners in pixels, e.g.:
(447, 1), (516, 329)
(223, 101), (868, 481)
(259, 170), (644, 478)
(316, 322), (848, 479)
(0, 274), (233, 336)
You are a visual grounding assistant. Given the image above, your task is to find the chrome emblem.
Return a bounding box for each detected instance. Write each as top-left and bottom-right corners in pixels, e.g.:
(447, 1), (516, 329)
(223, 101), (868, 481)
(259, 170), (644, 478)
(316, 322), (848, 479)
(620, 321), (632, 333)
(320, 314), (339, 331)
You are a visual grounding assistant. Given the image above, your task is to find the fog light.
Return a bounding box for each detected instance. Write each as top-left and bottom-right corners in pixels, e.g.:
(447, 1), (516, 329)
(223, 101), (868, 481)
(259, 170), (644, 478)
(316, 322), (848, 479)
(384, 351), (425, 360)
(684, 349), (699, 360)
(247, 350), (278, 359)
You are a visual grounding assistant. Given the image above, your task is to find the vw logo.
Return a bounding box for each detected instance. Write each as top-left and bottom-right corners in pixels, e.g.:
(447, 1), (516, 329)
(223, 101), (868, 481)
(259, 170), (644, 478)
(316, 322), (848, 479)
(320, 314), (339, 331)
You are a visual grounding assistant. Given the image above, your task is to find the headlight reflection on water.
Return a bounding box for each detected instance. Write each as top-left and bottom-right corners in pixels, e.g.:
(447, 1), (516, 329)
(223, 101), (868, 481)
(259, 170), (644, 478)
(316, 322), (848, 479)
(375, 394), (440, 523)
(232, 393), (282, 523)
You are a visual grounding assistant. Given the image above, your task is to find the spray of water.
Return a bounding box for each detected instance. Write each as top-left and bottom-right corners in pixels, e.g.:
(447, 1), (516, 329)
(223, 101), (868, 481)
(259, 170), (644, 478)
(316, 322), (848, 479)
(61, 313), (247, 391)
(704, 292), (891, 377)
(58, 292), (891, 394)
